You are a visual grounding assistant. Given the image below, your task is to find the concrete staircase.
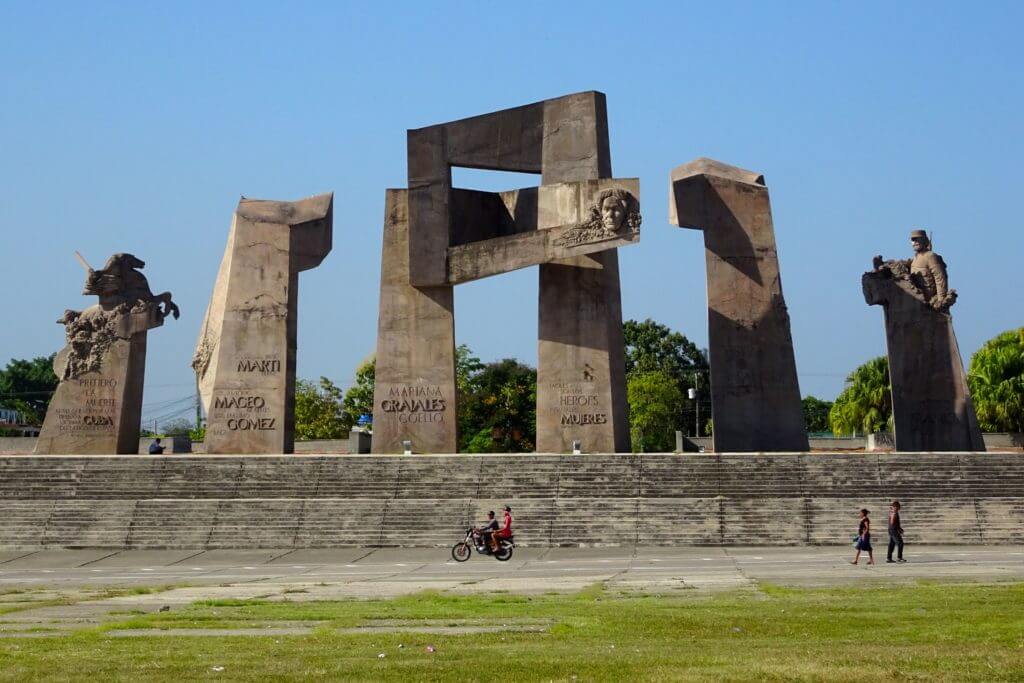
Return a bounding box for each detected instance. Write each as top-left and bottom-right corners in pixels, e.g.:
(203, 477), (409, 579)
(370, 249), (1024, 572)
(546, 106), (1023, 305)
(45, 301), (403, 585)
(0, 453), (1021, 549)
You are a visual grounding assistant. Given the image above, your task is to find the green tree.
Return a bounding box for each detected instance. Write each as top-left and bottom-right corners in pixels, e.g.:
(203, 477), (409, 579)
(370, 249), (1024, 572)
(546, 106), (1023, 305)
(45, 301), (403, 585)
(0, 356), (58, 424)
(802, 395), (834, 433)
(459, 358), (537, 453)
(342, 357), (375, 430)
(968, 327), (1024, 432)
(623, 319), (708, 386)
(829, 357), (892, 436)
(627, 370), (685, 452)
(623, 318), (708, 437)
(294, 377), (347, 440)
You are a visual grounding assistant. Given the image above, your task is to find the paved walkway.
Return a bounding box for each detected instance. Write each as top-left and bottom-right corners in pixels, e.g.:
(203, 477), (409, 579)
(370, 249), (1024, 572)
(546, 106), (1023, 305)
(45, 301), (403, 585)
(2, 546), (1021, 637)
(2, 545), (1022, 598)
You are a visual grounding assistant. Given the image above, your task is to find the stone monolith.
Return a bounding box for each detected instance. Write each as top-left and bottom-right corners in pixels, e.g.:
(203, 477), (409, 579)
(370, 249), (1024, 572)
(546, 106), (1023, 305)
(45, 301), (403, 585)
(372, 91), (636, 453)
(193, 193), (333, 454)
(35, 254), (180, 454)
(669, 158), (808, 452)
(862, 230), (985, 451)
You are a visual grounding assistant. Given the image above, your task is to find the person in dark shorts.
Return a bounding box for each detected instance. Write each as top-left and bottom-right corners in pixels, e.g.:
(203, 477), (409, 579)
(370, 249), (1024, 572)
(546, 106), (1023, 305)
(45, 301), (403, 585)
(887, 500), (906, 563)
(851, 508), (874, 565)
(474, 511), (498, 551)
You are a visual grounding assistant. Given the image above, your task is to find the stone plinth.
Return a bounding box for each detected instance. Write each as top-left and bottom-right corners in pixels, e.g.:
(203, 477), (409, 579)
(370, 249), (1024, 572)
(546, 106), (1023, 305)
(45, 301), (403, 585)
(863, 257), (985, 452)
(669, 158), (808, 453)
(36, 254), (179, 454)
(373, 91), (634, 453)
(193, 193), (333, 454)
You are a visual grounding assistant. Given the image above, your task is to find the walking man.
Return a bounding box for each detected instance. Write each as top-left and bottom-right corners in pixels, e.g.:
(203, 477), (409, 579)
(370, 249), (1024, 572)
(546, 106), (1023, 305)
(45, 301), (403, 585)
(887, 500), (906, 563)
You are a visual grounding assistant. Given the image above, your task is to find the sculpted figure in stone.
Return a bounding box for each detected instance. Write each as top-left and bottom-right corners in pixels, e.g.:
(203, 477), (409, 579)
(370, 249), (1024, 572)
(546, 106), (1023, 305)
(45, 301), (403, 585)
(35, 252), (178, 454)
(862, 229), (984, 452)
(555, 188), (640, 247)
(869, 230), (956, 313)
(56, 253), (179, 380)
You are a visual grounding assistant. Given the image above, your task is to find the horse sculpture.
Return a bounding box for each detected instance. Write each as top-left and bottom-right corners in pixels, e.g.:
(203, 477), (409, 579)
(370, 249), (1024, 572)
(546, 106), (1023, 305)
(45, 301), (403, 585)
(82, 253), (180, 320)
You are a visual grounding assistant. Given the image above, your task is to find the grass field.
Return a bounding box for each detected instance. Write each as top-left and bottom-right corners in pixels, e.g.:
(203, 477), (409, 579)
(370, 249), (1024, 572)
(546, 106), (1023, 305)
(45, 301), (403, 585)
(1, 581), (1022, 681)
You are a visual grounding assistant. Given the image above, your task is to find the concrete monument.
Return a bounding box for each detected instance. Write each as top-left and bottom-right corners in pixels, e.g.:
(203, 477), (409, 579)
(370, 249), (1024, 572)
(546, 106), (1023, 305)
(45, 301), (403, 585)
(862, 230), (985, 451)
(373, 91), (638, 453)
(669, 158), (808, 452)
(35, 254), (179, 454)
(193, 193), (333, 454)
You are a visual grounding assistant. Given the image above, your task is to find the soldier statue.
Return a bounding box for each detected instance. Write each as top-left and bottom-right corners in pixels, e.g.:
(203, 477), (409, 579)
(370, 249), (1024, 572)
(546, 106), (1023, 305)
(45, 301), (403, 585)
(870, 229), (957, 313)
(862, 229), (983, 452)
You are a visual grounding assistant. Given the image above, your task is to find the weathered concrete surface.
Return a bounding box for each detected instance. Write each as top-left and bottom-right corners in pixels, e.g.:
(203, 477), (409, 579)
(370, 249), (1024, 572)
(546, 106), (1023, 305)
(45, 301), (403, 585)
(669, 159), (807, 453)
(35, 255), (178, 455)
(193, 193), (333, 454)
(538, 92), (630, 453)
(447, 179), (640, 284)
(371, 190), (457, 454)
(863, 245), (985, 452)
(375, 91), (633, 453)
(1, 548), (1022, 611)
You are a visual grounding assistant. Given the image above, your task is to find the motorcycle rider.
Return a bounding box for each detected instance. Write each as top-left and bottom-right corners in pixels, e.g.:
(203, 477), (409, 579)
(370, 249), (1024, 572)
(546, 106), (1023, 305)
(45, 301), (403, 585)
(474, 511), (498, 551)
(490, 505), (513, 552)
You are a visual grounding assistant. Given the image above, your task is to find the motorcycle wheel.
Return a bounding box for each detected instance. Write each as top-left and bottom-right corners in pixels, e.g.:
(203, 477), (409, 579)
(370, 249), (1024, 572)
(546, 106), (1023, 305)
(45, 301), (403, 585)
(494, 544), (513, 561)
(451, 542), (472, 562)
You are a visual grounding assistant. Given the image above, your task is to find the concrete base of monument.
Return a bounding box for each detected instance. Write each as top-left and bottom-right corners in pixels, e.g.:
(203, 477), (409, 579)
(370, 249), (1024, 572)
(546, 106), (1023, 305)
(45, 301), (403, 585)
(0, 453), (1021, 550)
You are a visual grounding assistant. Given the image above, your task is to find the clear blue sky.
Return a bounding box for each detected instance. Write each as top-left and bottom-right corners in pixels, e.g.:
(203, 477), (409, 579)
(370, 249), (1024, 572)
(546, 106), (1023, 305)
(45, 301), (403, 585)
(2, 2), (1022, 427)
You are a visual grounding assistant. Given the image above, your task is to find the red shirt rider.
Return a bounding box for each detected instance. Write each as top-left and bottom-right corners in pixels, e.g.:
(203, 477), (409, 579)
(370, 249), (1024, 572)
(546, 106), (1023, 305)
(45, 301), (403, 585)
(495, 506), (513, 539)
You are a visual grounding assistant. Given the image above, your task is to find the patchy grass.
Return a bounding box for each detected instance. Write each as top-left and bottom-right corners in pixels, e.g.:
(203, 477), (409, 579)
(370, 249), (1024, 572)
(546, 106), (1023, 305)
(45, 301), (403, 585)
(0, 582), (1022, 680)
(0, 584), (185, 617)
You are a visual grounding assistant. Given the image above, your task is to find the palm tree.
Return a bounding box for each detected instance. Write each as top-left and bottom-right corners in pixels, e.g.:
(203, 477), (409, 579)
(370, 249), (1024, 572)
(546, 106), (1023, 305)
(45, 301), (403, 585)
(829, 356), (892, 436)
(968, 328), (1024, 433)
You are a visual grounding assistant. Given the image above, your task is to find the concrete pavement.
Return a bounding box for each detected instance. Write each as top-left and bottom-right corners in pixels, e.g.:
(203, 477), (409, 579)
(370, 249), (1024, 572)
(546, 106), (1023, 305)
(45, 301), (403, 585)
(1, 546), (1022, 597)
(2, 545), (1021, 637)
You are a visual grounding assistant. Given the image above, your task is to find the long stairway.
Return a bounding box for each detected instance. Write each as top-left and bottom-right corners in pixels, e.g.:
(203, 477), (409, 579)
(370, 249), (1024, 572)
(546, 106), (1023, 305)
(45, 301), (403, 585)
(0, 453), (1021, 549)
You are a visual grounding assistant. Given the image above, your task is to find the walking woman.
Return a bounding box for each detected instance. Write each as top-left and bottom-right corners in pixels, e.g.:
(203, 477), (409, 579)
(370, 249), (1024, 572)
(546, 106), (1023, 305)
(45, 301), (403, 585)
(851, 508), (875, 565)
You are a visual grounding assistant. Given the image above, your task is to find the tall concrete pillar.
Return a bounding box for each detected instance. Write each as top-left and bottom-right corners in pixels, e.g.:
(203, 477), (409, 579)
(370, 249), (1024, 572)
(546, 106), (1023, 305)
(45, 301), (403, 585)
(370, 190), (457, 454)
(670, 158), (808, 452)
(193, 193), (333, 454)
(537, 93), (630, 453)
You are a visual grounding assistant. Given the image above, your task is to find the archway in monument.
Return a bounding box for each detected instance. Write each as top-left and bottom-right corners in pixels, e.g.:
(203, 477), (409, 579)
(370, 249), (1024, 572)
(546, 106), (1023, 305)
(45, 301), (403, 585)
(370, 91), (641, 454)
(451, 168), (542, 450)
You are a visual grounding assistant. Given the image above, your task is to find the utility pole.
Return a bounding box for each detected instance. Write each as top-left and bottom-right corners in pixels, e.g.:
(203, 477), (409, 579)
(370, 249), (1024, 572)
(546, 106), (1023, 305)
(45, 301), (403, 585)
(695, 383), (701, 437)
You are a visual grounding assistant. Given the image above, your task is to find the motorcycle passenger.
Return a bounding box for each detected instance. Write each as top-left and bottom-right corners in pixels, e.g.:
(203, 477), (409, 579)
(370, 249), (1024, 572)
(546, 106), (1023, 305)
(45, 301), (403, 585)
(474, 511), (498, 551)
(490, 505), (513, 552)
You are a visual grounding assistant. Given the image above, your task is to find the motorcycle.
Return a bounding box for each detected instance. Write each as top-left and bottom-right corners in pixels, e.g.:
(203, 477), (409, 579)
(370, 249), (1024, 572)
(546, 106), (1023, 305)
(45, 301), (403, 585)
(451, 528), (514, 562)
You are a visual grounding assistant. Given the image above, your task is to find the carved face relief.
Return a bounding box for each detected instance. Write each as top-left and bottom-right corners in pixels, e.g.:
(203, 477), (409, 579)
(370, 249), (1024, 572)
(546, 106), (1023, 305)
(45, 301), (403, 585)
(600, 196), (626, 235)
